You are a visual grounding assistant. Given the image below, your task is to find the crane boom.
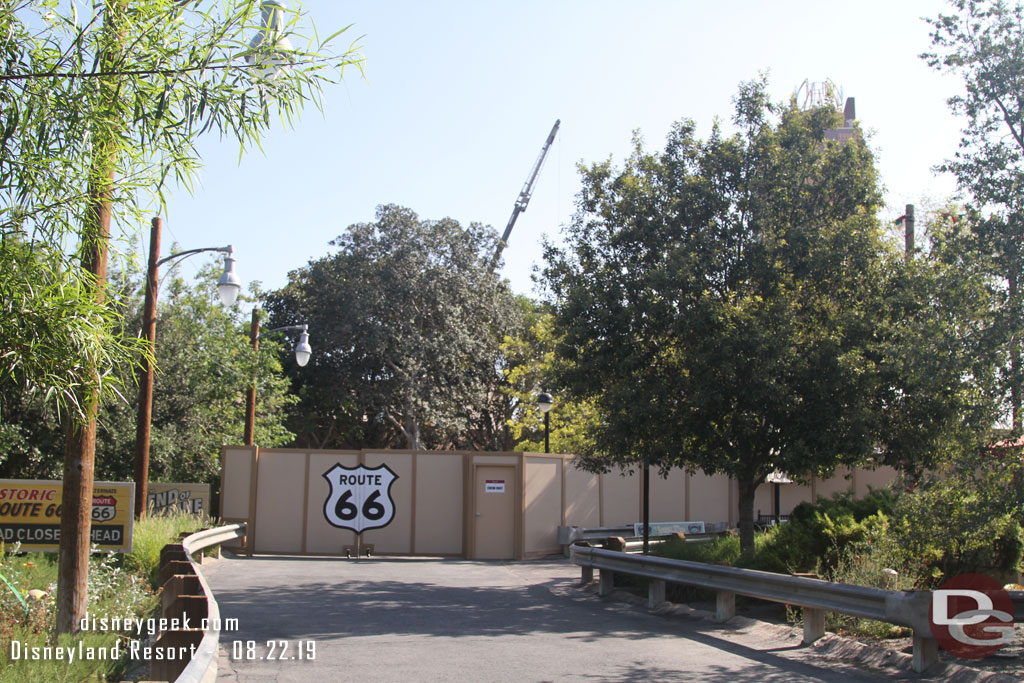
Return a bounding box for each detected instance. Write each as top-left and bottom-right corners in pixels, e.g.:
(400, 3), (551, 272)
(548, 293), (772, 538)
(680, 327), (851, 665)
(491, 119), (561, 268)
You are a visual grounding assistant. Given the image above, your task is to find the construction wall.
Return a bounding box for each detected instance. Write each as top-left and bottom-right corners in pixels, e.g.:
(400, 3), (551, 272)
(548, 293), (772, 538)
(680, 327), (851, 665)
(220, 446), (898, 560)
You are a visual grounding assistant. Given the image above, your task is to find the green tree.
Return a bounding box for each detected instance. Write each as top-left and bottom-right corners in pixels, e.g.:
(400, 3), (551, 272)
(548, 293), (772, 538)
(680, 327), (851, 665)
(875, 206), (1004, 474)
(1, 0), (361, 243)
(0, 0), (361, 631)
(923, 0), (1024, 429)
(543, 78), (993, 553)
(100, 267), (296, 484)
(889, 450), (1024, 585)
(500, 301), (600, 455)
(266, 204), (521, 450)
(0, 0), (361, 419)
(0, 234), (145, 430)
(1, 264), (296, 484)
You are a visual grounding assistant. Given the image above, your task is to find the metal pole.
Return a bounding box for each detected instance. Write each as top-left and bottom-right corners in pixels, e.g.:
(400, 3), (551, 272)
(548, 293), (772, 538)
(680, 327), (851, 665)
(643, 461), (650, 555)
(244, 308), (259, 445)
(774, 482), (781, 526)
(133, 217), (161, 518)
(544, 411), (550, 454)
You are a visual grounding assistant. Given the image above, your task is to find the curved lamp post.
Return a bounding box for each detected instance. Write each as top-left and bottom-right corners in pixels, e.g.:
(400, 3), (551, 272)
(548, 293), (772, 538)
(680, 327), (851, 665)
(247, 0), (295, 82)
(537, 391), (553, 454)
(134, 216), (240, 518)
(244, 309), (311, 445)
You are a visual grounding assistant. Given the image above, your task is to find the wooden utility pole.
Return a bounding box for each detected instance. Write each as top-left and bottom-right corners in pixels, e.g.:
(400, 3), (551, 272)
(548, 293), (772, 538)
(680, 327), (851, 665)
(56, 0), (125, 635)
(133, 218), (162, 518)
(904, 204), (915, 256)
(245, 308), (260, 445)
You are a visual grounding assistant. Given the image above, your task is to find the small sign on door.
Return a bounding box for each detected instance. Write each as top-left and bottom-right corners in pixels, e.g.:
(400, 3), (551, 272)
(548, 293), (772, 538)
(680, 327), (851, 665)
(485, 480), (505, 493)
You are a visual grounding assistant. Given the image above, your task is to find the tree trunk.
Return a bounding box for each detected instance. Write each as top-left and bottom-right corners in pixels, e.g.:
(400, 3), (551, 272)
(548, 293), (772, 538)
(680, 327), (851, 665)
(1011, 269), (1021, 432)
(736, 473), (758, 555)
(403, 409), (421, 450)
(56, 0), (125, 635)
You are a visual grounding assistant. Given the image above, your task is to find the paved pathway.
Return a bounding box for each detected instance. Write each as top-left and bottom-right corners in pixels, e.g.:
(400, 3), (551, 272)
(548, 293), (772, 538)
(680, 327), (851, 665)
(202, 554), (902, 682)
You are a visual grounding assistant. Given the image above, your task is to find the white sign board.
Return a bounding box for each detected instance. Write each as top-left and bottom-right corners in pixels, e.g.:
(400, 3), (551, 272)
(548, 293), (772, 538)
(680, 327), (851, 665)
(485, 480), (505, 493)
(634, 521), (705, 537)
(323, 463), (398, 534)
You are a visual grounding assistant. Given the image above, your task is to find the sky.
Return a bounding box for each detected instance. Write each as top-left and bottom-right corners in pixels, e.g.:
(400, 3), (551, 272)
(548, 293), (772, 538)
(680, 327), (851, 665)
(148, 0), (967, 299)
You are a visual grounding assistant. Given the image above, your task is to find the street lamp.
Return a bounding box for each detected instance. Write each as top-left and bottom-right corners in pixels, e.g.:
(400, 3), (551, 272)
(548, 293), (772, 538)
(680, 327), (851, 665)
(133, 216), (240, 518)
(247, 0), (295, 82)
(244, 309), (312, 445)
(537, 391), (553, 454)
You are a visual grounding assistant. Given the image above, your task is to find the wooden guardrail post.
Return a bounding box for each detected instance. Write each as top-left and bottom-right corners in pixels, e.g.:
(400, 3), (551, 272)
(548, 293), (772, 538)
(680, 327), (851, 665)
(715, 590), (735, 622)
(161, 574), (201, 615)
(598, 569), (614, 597)
(802, 607), (825, 643)
(150, 629), (204, 682)
(912, 633), (939, 674)
(648, 579), (666, 609)
(159, 560), (194, 587)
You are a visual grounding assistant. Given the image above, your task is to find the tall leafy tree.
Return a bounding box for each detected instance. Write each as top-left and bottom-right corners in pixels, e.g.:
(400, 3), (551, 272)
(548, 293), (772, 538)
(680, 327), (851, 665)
(98, 267), (296, 484)
(500, 301), (600, 455)
(1, 264), (296, 484)
(266, 204), (521, 450)
(0, 0), (361, 631)
(543, 78), (994, 553)
(923, 0), (1024, 429)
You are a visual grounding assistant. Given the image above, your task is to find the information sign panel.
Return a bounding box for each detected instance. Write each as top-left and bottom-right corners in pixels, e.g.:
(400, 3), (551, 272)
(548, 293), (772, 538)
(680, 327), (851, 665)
(147, 482), (210, 515)
(0, 479), (135, 552)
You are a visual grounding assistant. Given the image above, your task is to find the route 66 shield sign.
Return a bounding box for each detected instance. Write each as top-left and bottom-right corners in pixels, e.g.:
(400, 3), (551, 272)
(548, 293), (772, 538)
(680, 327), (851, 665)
(91, 495), (116, 522)
(323, 463), (398, 533)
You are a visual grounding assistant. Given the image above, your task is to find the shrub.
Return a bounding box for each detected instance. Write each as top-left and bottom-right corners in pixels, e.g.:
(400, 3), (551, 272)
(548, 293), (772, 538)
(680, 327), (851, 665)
(820, 529), (913, 639)
(125, 509), (211, 588)
(889, 458), (1024, 586)
(0, 549), (157, 683)
(653, 490), (896, 577)
(741, 489), (895, 575)
(0, 511), (207, 681)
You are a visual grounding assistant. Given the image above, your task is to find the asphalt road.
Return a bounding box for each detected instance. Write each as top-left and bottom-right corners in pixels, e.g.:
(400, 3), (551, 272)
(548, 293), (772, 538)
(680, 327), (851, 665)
(201, 553), (902, 682)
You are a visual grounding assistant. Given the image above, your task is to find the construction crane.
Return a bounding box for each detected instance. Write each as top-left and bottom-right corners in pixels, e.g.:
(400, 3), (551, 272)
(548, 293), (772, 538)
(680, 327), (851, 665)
(491, 119), (561, 269)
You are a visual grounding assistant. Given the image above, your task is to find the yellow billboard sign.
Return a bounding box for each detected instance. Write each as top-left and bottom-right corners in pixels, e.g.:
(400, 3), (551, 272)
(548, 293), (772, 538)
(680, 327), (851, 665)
(147, 482), (210, 515)
(0, 480), (135, 552)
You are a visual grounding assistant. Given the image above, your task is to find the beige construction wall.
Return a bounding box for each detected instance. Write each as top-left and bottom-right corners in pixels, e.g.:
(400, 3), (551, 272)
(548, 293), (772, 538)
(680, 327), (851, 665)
(221, 446), (899, 559)
(564, 467), (600, 528)
(413, 452), (464, 555)
(305, 450), (359, 554)
(523, 456), (564, 559)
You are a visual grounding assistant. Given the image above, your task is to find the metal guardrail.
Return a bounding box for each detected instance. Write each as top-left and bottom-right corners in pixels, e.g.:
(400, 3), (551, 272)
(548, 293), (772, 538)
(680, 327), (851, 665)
(152, 522), (246, 683)
(570, 544), (1024, 674)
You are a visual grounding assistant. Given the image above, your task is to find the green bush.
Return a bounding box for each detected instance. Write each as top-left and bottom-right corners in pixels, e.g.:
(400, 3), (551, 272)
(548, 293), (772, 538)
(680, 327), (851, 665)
(888, 458), (1024, 586)
(741, 489), (895, 575)
(0, 549), (157, 683)
(654, 490), (896, 577)
(821, 530), (913, 639)
(0, 511), (209, 681)
(125, 509), (211, 588)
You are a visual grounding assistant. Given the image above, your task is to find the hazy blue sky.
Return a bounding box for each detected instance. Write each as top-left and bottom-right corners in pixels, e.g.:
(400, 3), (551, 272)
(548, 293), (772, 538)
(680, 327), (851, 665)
(148, 0), (965, 299)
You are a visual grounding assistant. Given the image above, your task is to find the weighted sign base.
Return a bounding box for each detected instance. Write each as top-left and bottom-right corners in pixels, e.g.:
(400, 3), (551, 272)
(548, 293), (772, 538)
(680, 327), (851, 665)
(343, 537), (374, 560)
